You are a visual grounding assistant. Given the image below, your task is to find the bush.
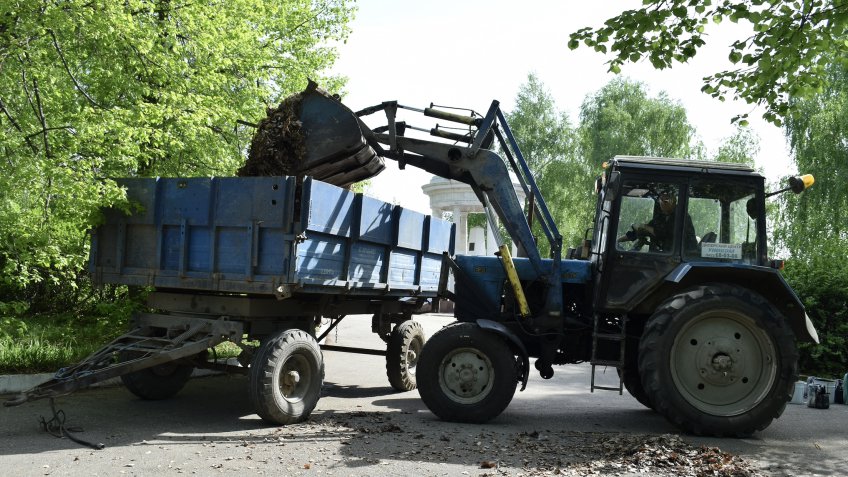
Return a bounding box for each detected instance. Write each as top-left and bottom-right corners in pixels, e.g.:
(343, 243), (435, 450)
(782, 247), (848, 378)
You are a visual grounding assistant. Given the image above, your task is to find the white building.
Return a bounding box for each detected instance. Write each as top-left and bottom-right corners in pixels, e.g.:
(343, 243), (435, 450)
(421, 175), (526, 256)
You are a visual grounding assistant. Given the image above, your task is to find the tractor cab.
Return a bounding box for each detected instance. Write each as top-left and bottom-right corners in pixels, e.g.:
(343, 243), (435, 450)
(591, 157), (769, 313)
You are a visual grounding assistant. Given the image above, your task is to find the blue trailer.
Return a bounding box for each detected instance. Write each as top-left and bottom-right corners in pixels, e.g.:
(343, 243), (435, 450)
(8, 175), (455, 424)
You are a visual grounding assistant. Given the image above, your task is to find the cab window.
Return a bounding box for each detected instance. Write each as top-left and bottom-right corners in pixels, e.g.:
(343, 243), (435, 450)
(685, 183), (759, 263)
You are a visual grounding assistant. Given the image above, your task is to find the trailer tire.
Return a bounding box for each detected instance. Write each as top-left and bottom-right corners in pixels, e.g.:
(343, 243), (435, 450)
(386, 320), (425, 391)
(417, 322), (518, 423)
(639, 284), (797, 436)
(120, 354), (194, 400)
(249, 329), (324, 425)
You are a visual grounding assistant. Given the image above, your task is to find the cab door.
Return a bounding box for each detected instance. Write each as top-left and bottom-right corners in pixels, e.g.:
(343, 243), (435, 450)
(595, 178), (685, 312)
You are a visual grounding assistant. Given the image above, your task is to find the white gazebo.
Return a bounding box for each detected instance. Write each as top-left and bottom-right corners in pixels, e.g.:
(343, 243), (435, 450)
(422, 175), (526, 256)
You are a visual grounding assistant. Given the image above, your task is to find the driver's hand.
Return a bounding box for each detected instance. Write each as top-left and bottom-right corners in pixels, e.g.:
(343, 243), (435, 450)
(634, 224), (651, 237)
(618, 224), (638, 242)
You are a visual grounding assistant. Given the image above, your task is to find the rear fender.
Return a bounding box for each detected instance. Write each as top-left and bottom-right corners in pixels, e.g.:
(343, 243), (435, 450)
(477, 319), (530, 391)
(662, 263), (819, 344)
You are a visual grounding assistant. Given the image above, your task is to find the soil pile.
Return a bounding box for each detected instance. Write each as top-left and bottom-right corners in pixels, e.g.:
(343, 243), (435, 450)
(237, 94), (306, 177)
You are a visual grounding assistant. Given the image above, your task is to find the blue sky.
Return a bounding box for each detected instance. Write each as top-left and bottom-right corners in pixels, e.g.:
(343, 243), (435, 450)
(330, 0), (795, 213)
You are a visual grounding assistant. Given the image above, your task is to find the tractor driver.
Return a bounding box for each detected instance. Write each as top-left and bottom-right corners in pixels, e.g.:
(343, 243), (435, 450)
(618, 190), (697, 253)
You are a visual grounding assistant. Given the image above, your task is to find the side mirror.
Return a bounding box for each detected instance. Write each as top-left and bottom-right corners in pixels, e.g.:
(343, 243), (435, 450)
(604, 171), (621, 202)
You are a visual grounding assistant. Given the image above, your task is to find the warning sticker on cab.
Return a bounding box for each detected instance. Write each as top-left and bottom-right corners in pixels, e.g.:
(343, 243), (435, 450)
(701, 242), (743, 259)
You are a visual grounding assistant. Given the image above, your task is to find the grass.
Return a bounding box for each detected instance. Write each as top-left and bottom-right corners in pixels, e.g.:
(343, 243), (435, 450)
(0, 312), (245, 375)
(0, 313), (126, 374)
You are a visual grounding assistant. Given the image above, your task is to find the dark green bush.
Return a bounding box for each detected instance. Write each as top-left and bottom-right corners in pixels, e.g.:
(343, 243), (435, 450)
(782, 246), (848, 378)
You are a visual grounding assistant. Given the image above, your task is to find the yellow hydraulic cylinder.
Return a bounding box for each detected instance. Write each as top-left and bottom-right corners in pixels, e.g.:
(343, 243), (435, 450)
(498, 244), (531, 319)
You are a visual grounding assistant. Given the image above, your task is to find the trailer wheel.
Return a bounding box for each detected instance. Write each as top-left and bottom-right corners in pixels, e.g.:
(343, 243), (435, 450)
(120, 353), (194, 400)
(417, 322), (518, 423)
(639, 285), (797, 436)
(249, 329), (324, 425)
(386, 320), (425, 391)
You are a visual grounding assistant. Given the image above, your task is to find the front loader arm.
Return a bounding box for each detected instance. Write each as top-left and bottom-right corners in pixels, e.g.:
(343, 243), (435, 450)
(373, 133), (544, 272)
(297, 84), (564, 321)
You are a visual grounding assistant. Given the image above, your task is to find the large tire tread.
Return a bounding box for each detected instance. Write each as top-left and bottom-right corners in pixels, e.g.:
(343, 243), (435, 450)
(386, 320), (425, 392)
(417, 322), (518, 424)
(639, 284), (797, 437)
(249, 329), (324, 425)
(120, 354), (194, 401)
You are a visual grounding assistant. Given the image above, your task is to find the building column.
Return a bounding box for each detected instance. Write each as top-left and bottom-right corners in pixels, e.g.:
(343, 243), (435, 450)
(453, 206), (467, 254)
(431, 208), (442, 220)
(486, 215), (499, 256)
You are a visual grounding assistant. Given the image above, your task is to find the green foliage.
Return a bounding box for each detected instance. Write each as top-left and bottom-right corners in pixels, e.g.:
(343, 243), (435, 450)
(713, 126), (760, 164)
(782, 242), (848, 377)
(569, 1), (848, 125)
(0, 0), (355, 312)
(0, 285), (143, 372)
(505, 74), (586, 254)
(578, 78), (699, 166)
(779, 63), (848, 258)
(773, 62), (848, 376)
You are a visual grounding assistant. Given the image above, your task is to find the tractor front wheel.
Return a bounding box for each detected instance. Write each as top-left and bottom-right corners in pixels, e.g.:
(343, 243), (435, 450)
(417, 322), (518, 423)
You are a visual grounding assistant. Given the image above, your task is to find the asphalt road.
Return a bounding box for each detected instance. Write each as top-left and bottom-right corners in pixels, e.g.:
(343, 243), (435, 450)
(1, 314), (845, 476)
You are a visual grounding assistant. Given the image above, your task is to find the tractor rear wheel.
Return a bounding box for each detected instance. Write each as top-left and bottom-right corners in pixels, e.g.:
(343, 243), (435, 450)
(639, 285), (797, 436)
(417, 322), (518, 423)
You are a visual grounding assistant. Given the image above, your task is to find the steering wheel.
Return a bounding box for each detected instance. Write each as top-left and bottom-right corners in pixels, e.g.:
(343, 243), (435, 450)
(627, 224), (653, 251)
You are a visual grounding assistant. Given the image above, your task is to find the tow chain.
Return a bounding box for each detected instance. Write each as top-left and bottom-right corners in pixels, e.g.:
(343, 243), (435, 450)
(39, 398), (105, 450)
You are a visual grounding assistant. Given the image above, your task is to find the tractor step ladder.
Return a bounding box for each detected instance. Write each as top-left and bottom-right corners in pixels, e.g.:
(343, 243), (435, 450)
(590, 314), (627, 394)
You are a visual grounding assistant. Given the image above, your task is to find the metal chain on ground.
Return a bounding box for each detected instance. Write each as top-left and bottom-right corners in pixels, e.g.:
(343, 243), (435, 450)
(39, 398), (105, 450)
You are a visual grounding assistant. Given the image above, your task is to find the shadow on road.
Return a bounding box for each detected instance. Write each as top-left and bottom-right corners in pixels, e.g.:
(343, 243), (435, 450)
(2, 373), (847, 477)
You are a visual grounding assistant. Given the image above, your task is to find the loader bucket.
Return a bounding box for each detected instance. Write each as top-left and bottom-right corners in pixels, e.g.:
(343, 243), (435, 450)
(239, 81), (384, 188)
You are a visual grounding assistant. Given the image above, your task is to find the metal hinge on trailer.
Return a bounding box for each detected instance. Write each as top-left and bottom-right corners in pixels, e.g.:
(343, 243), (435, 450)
(4, 313), (243, 407)
(589, 314), (627, 394)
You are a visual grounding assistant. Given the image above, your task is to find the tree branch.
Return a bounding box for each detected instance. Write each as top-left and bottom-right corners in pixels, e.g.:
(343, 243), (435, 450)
(0, 97), (39, 154)
(48, 29), (103, 109)
(31, 76), (49, 159)
(25, 125), (75, 141)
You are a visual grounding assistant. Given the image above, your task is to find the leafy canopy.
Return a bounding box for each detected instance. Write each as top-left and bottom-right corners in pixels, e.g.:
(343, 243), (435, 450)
(0, 0), (355, 311)
(777, 63), (848, 257)
(569, 0), (848, 126)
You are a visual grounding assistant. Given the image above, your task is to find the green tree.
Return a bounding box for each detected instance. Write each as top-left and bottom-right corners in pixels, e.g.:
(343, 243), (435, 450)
(779, 64), (848, 256)
(712, 126), (760, 164)
(579, 78), (698, 166)
(569, 0), (848, 126)
(505, 74), (586, 253)
(0, 0), (355, 312)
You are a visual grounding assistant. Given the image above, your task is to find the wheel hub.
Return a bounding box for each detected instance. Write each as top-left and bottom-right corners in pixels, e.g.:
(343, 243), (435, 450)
(439, 348), (493, 403)
(695, 337), (744, 386)
(670, 311), (777, 416)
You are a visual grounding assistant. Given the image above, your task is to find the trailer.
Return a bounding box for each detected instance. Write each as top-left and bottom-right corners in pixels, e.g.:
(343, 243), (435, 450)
(5, 175), (455, 425)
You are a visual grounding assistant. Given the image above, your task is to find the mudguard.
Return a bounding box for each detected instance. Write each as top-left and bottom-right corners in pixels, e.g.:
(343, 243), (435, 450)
(665, 262), (819, 344)
(477, 319), (530, 391)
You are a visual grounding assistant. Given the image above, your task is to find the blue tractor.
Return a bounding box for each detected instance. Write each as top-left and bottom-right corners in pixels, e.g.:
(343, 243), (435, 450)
(299, 82), (817, 436)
